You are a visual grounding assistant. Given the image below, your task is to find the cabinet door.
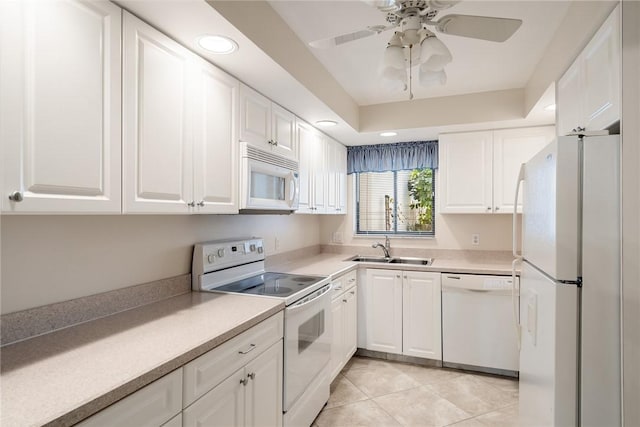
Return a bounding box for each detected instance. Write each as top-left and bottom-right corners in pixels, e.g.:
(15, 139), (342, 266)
(239, 84), (271, 149)
(402, 271), (441, 359)
(439, 132), (493, 213)
(296, 121), (315, 214)
(313, 136), (328, 213)
(582, 5), (620, 131)
(493, 126), (555, 213)
(271, 104), (297, 160)
(337, 143), (348, 214)
(557, 60), (584, 137)
(192, 58), (239, 214)
(365, 269), (402, 354)
(183, 369), (246, 427)
(245, 341), (283, 427)
(1, 0), (121, 213)
(329, 297), (345, 381)
(122, 12), (192, 213)
(343, 286), (358, 362)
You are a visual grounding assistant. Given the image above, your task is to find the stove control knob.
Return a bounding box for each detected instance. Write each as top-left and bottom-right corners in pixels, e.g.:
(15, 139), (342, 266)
(217, 248), (225, 258)
(257, 247), (263, 254)
(207, 254), (215, 264)
(250, 244), (256, 252)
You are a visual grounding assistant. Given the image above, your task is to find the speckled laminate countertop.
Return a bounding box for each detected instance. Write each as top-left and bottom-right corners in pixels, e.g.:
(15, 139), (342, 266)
(0, 292), (284, 427)
(271, 253), (518, 278)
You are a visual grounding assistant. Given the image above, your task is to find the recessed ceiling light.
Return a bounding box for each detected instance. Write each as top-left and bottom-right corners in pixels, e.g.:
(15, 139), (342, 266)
(544, 104), (556, 111)
(316, 120), (338, 127)
(380, 131), (397, 137)
(198, 35), (238, 54)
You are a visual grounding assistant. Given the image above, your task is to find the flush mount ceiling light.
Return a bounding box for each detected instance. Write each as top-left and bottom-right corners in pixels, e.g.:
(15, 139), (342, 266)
(544, 104), (557, 111)
(309, 0), (523, 100)
(316, 120), (338, 127)
(197, 35), (238, 54)
(380, 131), (398, 137)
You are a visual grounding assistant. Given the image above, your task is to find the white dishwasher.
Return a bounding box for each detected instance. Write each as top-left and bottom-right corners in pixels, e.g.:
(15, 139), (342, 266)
(441, 273), (519, 377)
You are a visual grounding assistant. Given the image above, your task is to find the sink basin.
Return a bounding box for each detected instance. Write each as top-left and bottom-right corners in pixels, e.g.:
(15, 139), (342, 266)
(347, 255), (434, 266)
(388, 257), (434, 266)
(347, 255), (390, 263)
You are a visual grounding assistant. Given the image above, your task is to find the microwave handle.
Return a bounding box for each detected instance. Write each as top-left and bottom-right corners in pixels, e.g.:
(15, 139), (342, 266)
(289, 173), (300, 205)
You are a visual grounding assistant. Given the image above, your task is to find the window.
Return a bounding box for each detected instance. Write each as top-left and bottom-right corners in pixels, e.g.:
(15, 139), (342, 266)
(355, 168), (435, 236)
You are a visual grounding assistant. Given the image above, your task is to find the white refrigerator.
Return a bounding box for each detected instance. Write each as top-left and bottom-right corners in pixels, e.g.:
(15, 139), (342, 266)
(515, 134), (622, 426)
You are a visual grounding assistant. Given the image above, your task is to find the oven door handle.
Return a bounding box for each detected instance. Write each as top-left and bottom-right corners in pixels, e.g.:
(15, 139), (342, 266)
(288, 284), (331, 312)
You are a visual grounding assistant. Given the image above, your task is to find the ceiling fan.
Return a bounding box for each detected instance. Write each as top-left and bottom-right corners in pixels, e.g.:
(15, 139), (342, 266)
(308, 0), (523, 98)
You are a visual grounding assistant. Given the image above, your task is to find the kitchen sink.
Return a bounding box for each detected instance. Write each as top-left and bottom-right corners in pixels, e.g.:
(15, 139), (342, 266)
(388, 257), (434, 266)
(347, 255), (434, 266)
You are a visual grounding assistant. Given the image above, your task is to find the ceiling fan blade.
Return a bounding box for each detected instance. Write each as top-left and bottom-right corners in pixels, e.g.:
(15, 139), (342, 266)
(309, 26), (393, 49)
(434, 14), (523, 42)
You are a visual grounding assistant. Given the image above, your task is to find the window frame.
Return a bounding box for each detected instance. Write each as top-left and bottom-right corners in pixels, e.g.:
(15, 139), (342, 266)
(354, 169), (436, 237)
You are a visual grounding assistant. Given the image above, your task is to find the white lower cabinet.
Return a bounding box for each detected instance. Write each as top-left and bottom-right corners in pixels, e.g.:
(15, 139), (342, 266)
(183, 341), (283, 427)
(329, 271), (358, 381)
(78, 369), (183, 427)
(363, 269), (441, 360)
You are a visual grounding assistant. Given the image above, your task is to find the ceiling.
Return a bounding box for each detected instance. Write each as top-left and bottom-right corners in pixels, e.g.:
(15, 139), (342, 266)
(117, 0), (614, 145)
(269, 1), (570, 106)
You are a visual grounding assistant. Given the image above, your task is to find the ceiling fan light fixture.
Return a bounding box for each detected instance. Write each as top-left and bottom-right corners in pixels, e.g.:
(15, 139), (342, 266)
(380, 66), (407, 92)
(419, 36), (452, 70)
(383, 32), (405, 69)
(419, 67), (447, 87)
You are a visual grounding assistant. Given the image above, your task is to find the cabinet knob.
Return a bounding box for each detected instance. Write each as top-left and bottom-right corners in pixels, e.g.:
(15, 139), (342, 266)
(187, 201), (195, 207)
(8, 191), (23, 202)
(486, 206), (492, 211)
(396, 274), (400, 278)
(404, 275), (407, 279)
(495, 206), (500, 211)
(350, 291), (355, 295)
(343, 299), (347, 303)
(247, 372), (255, 380)
(240, 378), (248, 386)
(197, 200), (205, 207)
(273, 140), (278, 146)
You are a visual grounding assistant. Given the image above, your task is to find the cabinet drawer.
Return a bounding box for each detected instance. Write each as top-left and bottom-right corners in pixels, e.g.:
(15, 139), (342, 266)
(78, 369), (182, 427)
(331, 270), (357, 300)
(183, 312), (283, 406)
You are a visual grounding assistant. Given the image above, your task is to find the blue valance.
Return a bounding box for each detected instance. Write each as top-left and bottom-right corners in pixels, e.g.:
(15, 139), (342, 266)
(347, 140), (438, 174)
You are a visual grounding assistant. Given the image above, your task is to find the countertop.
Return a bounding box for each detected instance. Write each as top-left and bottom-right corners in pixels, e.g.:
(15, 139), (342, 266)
(0, 292), (284, 427)
(271, 253), (518, 278)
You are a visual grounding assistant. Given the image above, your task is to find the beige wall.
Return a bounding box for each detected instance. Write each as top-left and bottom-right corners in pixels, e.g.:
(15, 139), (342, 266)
(0, 214), (321, 314)
(320, 175), (513, 251)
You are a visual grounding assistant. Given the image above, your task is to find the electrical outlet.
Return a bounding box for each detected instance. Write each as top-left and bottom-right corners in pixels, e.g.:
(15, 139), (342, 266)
(274, 237), (280, 250)
(332, 231), (343, 244)
(471, 234), (480, 246)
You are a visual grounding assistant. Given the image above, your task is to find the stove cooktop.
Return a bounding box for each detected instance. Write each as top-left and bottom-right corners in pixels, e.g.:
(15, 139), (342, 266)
(213, 272), (327, 299)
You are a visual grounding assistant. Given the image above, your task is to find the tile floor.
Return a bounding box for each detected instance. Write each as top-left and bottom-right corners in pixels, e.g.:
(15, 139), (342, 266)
(313, 356), (519, 427)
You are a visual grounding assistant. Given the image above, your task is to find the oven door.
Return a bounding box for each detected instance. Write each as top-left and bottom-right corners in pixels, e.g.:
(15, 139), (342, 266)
(284, 284), (332, 412)
(242, 157), (299, 211)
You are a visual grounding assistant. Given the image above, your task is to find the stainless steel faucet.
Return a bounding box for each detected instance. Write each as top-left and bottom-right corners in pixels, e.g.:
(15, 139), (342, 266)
(372, 235), (391, 259)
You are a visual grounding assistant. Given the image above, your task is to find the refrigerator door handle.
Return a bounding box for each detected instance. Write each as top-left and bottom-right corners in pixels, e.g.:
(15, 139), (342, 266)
(512, 162), (526, 350)
(513, 162), (526, 259)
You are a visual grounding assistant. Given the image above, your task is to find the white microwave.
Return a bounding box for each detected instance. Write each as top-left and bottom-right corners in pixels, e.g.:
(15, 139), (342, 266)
(240, 142), (299, 213)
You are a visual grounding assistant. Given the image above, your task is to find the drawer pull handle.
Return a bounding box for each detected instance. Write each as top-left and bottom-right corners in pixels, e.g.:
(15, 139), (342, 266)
(446, 276), (461, 280)
(247, 372), (256, 380)
(238, 344), (256, 354)
(350, 291), (355, 295)
(334, 286), (343, 290)
(348, 278), (356, 283)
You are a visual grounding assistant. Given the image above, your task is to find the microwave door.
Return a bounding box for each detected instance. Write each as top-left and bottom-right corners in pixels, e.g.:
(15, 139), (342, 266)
(246, 159), (295, 210)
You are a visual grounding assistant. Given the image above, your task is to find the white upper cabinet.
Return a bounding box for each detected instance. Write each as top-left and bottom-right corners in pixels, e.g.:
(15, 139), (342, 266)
(439, 127), (555, 214)
(439, 131), (493, 214)
(493, 127), (556, 213)
(296, 121), (330, 214)
(557, 5), (620, 136)
(1, 0), (122, 213)
(191, 57), (239, 214)
(123, 11), (192, 213)
(326, 138), (348, 214)
(123, 12), (239, 214)
(239, 85), (298, 161)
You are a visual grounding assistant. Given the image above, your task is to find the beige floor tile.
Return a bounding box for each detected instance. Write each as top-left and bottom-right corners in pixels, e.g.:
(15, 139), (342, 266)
(344, 364), (421, 398)
(374, 386), (473, 427)
(393, 363), (464, 386)
(426, 375), (517, 416)
(341, 356), (396, 373)
(475, 403), (520, 427)
(314, 399), (401, 427)
(476, 375), (519, 394)
(444, 418), (485, 427)
(327, 374), (368, 409)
